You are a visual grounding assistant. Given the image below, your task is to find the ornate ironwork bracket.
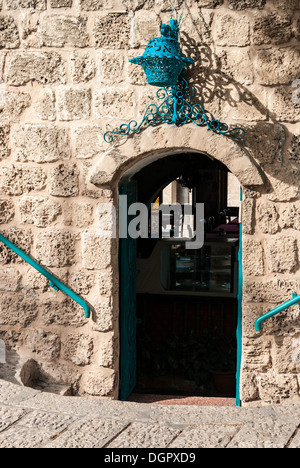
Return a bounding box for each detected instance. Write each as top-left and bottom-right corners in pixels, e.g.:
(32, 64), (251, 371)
(103, 76), (246, 144)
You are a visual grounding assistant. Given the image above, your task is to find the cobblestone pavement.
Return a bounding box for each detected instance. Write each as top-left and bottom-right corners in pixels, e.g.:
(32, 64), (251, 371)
(0, 379), (300, 448)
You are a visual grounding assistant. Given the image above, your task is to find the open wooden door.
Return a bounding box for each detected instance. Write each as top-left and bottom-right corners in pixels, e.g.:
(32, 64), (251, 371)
(119, 181), (137, 401)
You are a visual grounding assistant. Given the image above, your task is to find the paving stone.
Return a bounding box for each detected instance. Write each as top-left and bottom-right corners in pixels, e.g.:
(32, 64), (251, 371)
(107, 422), (181, 448)
(45, 417), (129, 448)
(227, 419), (298, 448)
(0, 425), (53, 448)
(17, 410), (76, 433)
(0, 405), (27, 432)
(169, 425), (241, 449)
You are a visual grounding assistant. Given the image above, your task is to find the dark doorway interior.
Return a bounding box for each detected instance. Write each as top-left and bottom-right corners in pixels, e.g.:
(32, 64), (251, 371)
(124, 152), (240, 398)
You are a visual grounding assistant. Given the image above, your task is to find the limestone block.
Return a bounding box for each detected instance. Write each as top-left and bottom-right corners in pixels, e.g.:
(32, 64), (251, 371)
(7, 0), (46, 7)
(0, 267), (21, 291)
(39, 15), (89, 48)
(13, 126), (70, 163)
(0, 228), (32, 264)
(242, 338), (272, 372)
(25, 329), (61, 361)
(98, 334), (115, 368)
(266, 169), (300, 202)
(273, 336), (300, 374)
(228, 0), (266, 8)
(243, 278), (300, 304)
(63, 202), (93, 228)
(243, 238), (264, 276)
(279, 203), (300, 230)
(0, 199), (14, 224)
(98, 270), (115, 296)
(50, 164), (79, 197)
(242, 197), (254, 235)
(19, 196), (62, 228)
(92, 299), (114, 332)
(265, 236), (298, 274)
(0, 340), (5, 364)
(213, 12), (250, 46)
(69, 270), (96, 295)
(259, 373), (299, 404)
(0, 293), (38, 326)
(35, 230), (76, 267)
(132, 10), (160, 47)
(239, 372), (259, 402)
(70, 52), (95, 83)
(81, 370), (116, 396)
(289, 135), (300, 163)
(0, 16), (19, 49)
(254, 48), (300, 86)
(74, 126), (102, 159)
(98, 50), (125, 84)
(80, 0), (113, 9)
(5, 52), (66, 86)
(43, 298), (87, 327)
(50, 0), (72, 6)
(63, 334), (93, 366)
(0, 126), (9, 160)
(94, 88), (134, 119)
(195, 0), (224, 6)
(269, 84), (300, 122)
(57, 88), (91, 121)
(0, 92), (31, 123)
(0, 166), (46, 196)
(253, 12), (292, 45)
(256, 200), (279, 234)
(82, 234), (112, 270)
(243, 123), (286, 165)
(93, 14), (130, 49)
(35, 90), (56, 121)
(216, 47), (253, 86)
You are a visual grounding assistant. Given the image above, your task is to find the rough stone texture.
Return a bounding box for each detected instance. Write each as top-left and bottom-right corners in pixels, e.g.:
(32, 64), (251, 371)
(13, 126), (70, 163)
(19, 196), (62, 227)
(253, 12), (293, 45)
(62, 334), (93, 366)
(0, 166), (46, 196)
(57, 88), (91, 121)
(265, 237), (298, 274)
(49, 164), (79, 197)
(5, 52), (66, 85)
(35, 230), (76, 267)
(0, 16), (19, 49)
(39, 15), (89, 48)
(213, 12), (250, 46)
(0, 199), (14, 224)
(93, 14), (131, 49)
(243, 239), (264, 276)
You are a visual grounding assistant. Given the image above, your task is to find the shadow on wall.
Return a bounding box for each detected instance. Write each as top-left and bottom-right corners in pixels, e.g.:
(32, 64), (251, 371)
(111, 3), (300, 198)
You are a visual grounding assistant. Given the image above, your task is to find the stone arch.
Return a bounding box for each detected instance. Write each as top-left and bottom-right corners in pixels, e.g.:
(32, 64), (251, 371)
(90, 125), (265, 189)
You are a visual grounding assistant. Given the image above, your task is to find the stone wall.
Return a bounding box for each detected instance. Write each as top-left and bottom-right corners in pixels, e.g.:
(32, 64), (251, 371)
(0, 0), (300, 404)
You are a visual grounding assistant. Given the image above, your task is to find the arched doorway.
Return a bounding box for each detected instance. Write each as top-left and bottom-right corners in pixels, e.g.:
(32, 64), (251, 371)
(119, 151), (243, 404)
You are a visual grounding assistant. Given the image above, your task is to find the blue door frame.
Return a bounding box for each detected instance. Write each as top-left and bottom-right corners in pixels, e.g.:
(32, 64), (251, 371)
(236, 188), (243, 407)
(119, 183), (243, 406)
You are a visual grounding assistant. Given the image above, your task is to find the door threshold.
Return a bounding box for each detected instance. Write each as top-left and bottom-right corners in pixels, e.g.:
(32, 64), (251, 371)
(128, 393), (236, 407)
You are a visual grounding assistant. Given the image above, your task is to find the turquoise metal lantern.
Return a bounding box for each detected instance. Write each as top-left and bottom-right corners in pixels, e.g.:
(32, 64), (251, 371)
(130, 19), (194, 88)
(103, 14), (246, 143)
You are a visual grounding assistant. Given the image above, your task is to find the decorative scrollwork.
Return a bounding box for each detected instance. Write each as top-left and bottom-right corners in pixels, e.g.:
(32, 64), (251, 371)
(103, 76), (246, 143)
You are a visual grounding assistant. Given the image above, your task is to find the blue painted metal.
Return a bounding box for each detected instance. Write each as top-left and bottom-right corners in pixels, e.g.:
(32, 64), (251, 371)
(255, 292), (300, 332)
(119, 181), (138, 401)
(0, 233), (90, 319)
(104, 76), (246, 143)
(236, 188), (243, 407)
(130, 19), (194, 88)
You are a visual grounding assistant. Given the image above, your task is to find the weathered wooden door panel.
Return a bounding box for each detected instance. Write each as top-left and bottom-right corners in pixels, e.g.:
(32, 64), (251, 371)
(119, 181), (137, 401)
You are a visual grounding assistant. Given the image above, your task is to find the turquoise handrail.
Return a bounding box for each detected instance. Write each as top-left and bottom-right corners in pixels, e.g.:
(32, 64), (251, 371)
(255, 292), (300, 331)
(0, 233), (90, 319)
